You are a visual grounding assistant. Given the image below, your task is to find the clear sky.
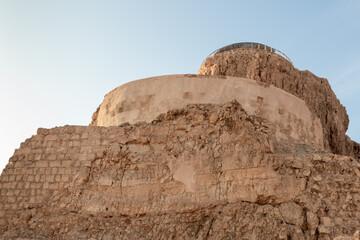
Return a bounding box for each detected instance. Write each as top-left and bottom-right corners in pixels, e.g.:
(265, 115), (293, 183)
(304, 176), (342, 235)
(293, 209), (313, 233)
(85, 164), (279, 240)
(1, 0), (360, 172)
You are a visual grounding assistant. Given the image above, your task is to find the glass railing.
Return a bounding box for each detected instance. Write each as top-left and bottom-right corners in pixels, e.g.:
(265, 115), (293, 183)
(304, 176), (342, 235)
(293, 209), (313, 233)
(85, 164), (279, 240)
(203, 42), (292, 65)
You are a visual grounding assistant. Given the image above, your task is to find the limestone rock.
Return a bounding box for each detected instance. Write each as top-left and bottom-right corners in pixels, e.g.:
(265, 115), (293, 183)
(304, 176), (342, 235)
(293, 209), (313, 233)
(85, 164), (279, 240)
(1, 45), (360, 239)
(279, 202), (304, 227)
(1, 101), (360, 239)
(198, 48), (359, 158)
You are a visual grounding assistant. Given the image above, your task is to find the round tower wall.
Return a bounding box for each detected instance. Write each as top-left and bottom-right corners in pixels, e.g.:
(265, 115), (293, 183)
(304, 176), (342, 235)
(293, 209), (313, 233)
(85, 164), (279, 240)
(91, 74), (324, 148)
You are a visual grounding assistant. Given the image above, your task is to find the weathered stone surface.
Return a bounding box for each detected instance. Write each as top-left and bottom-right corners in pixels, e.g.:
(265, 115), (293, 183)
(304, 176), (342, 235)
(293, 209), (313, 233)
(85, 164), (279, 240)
(198, 48), (359, 158)
(1, 43), (360, 240)
(90, 75), (324, 149)
(0, 101), (360, 239)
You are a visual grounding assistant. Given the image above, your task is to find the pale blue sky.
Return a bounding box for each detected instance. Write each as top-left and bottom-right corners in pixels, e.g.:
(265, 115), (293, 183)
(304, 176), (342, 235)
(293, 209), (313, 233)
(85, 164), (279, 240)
(1, 1), (359, 172)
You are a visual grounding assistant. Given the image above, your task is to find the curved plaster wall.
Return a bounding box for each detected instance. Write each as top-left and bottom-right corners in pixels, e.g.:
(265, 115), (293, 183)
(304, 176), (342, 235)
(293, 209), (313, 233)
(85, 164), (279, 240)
(93, 74), (323, 148)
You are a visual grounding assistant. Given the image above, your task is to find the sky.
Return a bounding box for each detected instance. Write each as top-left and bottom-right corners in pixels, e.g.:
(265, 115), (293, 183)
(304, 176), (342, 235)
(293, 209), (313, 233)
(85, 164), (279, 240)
(0, 0), (359, 172)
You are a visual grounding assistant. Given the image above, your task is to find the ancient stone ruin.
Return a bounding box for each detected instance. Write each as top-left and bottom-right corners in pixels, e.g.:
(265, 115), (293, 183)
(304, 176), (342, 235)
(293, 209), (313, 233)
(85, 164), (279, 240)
(1, 42), (359, 239)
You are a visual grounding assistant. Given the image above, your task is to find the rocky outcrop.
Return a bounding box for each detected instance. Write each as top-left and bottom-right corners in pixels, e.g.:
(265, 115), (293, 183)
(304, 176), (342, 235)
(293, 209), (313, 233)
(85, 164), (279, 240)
(198, 48), (359, 158)
(1, 101), (360, 239)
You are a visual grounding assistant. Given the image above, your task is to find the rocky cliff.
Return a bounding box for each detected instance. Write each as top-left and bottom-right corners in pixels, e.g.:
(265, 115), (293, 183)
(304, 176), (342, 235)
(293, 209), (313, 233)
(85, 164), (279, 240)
(1, 101), (359, 239)
(198, 48), (359, 158)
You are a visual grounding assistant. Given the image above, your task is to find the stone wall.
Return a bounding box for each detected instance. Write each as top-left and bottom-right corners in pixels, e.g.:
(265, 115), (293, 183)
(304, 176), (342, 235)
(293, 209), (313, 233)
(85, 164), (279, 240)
(1, 101), (360, 239)
(198, 48), (358, 158)
(0, 126), (97, 228)
(91, 74), (324, 149)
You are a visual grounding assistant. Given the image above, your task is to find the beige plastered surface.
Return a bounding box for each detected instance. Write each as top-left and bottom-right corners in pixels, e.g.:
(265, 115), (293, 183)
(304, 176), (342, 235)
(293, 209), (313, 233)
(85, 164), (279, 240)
(95, 74), (323, 148)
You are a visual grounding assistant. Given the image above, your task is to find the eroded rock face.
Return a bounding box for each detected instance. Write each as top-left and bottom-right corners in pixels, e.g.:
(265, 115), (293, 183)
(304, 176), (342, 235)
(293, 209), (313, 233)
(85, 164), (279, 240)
(198, 48), (357, 157)
(1, 101), (360, 239)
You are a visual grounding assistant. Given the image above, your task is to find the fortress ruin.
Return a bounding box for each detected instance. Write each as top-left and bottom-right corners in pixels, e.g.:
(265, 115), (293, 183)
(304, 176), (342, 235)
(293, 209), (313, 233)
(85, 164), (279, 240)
(0, 42), (359, 239)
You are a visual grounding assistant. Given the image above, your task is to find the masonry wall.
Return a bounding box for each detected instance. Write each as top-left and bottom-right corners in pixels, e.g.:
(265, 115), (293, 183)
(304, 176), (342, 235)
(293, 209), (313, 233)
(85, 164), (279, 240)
(91, 74), (324, 149)
(0, 125), (104, 228)
(0, 101), (359, 239)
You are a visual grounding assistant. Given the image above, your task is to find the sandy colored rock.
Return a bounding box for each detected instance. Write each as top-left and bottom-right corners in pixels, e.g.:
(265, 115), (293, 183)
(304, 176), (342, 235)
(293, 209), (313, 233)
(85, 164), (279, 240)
(1, 46), (360, 239)
(90, 74), (324, 149)
(198, 48), (359, 158)
(1, 101), (360, 239)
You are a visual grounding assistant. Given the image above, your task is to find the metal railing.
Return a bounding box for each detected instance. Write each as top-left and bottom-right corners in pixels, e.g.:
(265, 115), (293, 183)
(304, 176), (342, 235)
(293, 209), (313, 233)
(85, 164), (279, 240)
(203, 42), (292, 65)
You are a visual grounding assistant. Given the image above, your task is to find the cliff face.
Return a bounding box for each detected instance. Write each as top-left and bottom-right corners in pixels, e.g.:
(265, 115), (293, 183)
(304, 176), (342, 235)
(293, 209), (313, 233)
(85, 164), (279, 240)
(198, 48), (357, 158)
(1, 101), (360, 239)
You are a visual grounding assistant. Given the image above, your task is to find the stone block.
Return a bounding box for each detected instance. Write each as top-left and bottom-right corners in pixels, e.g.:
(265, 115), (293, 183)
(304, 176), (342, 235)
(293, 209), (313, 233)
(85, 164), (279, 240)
(6, 190), (13, 196)
(279, 202), (304, 227)
(7, 197), (16, 203)
(17, 182), (24, 189)
(74, 167), (90, 184)
(14, 162), (24, 168)
(48, 154), (57, 160)
(34, 154), (42, 161)
(27, 154), (35, 161)
(29, 196), (36, 204)
(45, 135), (58, 141)
(56, 148), (67, 154)
(0, 189), (6, 196)
(27, 175), (35, 182)
(36, 161), (48, 168)
(24, 168), (33, 174)
(71, 134), (80, 140)
(45, 175), (55, 182)
(0, 219), (6, 226)
(1, 175), (8, 182)
(80, 146), (93, 153)
(34, 175), (41, 182)
(81, 133), (89, 139)
(318, 225), (330, 235)
(49, 161), (61, 168)
(62, 160), (73, 168)
(321, 217), (334, 228)
(57, 153), (65, 161)
(78, 153), (87, 161)
(61, 175), (70, 182)
(81, 161), (92, 167)
(49, 183), (59, 190)
(87, 153), (96, 161)
(36, 168), (46, 174)
(55, 175), (61, 182)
